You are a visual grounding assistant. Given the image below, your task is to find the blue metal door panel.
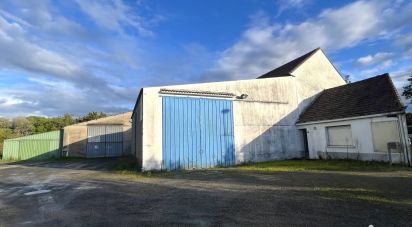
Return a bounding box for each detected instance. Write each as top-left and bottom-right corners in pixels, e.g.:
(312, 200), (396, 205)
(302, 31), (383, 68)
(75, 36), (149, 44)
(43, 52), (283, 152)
(106, 142), (123, 157)
(162, 96), (235, 170)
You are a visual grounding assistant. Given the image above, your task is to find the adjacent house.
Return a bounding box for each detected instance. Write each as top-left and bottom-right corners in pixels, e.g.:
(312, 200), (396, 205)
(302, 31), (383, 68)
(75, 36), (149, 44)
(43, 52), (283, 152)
(297, 74), (410, 164)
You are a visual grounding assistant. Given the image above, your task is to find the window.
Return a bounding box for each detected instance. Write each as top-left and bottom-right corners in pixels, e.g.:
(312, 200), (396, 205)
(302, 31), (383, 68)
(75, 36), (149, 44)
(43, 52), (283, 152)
(326, 125), (353, 146)
(371, 121), (401, 153)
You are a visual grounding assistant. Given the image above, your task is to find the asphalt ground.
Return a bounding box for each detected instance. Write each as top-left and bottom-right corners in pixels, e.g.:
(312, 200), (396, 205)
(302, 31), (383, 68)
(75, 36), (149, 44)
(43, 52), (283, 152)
(0, 159), (411, 226)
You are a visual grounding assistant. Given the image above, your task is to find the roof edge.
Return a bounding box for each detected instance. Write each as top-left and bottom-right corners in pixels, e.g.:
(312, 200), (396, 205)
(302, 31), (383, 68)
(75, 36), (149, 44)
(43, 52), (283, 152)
(384, 73), (406, 110)
(289, 47), (321, 75)
(131, 88), (143, 119)
(296, 111), (405, 126)
(65, 111), (132, 127)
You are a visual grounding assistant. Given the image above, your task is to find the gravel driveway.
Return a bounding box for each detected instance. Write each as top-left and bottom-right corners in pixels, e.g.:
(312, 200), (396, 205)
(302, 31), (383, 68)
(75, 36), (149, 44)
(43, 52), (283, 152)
(0, 159), (411, 226)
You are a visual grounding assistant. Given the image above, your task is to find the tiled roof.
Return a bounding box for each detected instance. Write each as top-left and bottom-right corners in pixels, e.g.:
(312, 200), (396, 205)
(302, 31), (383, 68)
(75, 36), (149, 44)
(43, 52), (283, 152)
(297, 73), (405, 124)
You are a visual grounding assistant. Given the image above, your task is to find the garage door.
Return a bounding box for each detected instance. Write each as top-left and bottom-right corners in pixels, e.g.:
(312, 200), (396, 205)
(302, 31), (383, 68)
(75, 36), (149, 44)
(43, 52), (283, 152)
(87, 125), (123, 158)
(162, 96), (235, 170)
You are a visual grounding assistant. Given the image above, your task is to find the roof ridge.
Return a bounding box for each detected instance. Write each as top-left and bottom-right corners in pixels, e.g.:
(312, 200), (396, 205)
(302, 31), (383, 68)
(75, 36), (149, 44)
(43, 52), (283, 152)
(323, 73), (390, 91)
(288, 47), (321, 74)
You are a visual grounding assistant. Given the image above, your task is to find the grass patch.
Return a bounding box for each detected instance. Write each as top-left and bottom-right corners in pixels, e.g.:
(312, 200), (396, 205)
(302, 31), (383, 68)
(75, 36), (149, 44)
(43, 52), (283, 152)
(107, 156), (141, 173)
(314, 187), (412, 206)
(233, 159), (412, 172)
(0, 159), (17, 164)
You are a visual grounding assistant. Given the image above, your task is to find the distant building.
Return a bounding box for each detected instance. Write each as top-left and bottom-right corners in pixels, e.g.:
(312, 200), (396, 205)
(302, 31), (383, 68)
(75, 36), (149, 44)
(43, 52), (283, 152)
(63, 112), (132, 158)
(3, 112), (133, 160)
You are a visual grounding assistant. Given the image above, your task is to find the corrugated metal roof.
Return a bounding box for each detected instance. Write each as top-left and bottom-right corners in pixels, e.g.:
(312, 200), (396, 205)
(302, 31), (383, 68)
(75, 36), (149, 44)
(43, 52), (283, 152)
(6, 130), (61, 141)
(159, 88), (236, 98)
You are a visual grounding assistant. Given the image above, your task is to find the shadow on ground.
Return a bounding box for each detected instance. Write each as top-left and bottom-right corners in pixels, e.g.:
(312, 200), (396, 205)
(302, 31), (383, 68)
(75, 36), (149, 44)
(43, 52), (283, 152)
(3, 156), (138, 172)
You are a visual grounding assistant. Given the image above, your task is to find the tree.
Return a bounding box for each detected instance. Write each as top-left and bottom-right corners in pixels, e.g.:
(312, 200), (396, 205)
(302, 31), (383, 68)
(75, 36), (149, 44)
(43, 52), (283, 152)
(78, 112), (107, 123)
(402, 75), (412, 103)
(343, 75), (351, 83)
(0, 128), (16, 155)
(60, 113), (75, 127)
(0, 117), (11, 129)
(12, 117), (34, 136)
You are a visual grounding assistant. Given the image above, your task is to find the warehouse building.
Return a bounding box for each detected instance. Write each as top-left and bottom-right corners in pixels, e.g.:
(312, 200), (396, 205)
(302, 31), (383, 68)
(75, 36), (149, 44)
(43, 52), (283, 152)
(132, 48), (411, 171)
(132, 48), (344, 170)
(2, 130), (62, 160)
(63, 112), (132, 158)
(2, 112), (132, 160)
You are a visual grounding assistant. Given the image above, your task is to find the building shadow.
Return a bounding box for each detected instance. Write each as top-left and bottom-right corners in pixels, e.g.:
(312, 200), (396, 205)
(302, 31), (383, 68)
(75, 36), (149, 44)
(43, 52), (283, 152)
(238, 95), (315, 164)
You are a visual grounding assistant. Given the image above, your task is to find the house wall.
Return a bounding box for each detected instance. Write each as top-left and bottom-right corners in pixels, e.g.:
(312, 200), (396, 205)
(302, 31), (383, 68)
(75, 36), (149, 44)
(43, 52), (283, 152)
(298, 115), (411, 164)
(63, 112), (132, 157)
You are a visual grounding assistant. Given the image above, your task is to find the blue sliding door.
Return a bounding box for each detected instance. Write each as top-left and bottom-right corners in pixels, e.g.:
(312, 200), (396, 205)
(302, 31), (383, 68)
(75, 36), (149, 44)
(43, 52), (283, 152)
(162, 96), (235, 170)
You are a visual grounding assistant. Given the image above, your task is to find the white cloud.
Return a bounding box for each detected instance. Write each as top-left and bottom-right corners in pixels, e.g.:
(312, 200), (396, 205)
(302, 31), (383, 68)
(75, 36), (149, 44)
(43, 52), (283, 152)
(204, 1), (412, 81)
(0, 1), (144, 116)
(360, 60), (394, 76)
(0, 78), (133, 117)
(0, 15), (98, 87)
(396, 32), (412, 56)
(357, 52), (394, 66)
(75, 0), (153, 37)
(276, 0), (308, 16)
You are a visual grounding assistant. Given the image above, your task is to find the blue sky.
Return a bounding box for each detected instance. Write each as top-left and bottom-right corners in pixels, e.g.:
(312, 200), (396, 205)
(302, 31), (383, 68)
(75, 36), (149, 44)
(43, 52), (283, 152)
(0, 0), (411, 117)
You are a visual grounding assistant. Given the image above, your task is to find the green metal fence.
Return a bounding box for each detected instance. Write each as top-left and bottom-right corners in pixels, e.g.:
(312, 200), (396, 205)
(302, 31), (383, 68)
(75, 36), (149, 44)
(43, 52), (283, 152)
(2, 130), (63, 160)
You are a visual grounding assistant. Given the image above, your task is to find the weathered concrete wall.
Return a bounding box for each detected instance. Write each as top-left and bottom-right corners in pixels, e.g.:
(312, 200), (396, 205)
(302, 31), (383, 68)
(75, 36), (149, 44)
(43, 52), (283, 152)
(294, 49), (346, 113)
(298, 115), (410, 164)
(63, 126), (88, 157)
(63, 112), (132, 157)
(136, 49), (346, 170)
(141, 78), (304, 170)
(132, 97), (143, 167)
(122, 125), (132, 155)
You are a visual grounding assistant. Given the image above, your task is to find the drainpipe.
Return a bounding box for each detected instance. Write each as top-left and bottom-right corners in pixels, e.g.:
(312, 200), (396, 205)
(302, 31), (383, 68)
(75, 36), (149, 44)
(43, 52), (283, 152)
(398, 114), (411, 166)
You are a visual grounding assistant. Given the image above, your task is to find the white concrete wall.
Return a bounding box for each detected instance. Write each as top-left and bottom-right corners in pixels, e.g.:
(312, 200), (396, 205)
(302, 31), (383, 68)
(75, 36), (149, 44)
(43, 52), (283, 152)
(294, 49), (346, 113)
(136, 49), (345, 170)
(298, 115), (410, 164)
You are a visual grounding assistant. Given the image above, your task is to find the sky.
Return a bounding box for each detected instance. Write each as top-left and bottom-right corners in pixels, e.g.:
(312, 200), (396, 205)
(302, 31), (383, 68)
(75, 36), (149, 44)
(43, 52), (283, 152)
(0, 0), (411, 117)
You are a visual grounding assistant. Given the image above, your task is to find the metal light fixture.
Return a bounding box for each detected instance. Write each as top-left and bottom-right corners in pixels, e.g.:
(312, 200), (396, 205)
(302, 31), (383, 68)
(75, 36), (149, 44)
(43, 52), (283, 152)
(238, 94), (248, 99)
